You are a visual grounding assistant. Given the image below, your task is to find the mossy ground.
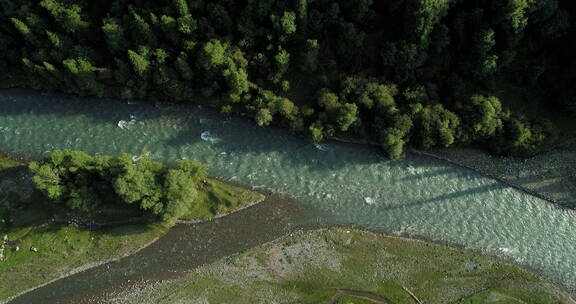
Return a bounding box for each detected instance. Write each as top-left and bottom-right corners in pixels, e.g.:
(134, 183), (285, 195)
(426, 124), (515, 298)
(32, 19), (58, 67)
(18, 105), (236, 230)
(182, 178), (263, 221)
(0, 224), (165, 300)
(0, 155), (261, 301)
(0, 155), (21, 171)
(113, 229), (566, 304)
(337, 296), (381, 304)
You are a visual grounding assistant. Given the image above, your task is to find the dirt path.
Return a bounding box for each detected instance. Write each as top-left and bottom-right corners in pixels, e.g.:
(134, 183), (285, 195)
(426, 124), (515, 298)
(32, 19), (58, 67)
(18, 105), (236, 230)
(328, 289), (390, 304)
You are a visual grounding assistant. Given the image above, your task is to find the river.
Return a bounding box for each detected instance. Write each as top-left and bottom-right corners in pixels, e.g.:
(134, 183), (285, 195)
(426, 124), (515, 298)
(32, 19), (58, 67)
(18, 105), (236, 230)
(1, 89), (575, 302)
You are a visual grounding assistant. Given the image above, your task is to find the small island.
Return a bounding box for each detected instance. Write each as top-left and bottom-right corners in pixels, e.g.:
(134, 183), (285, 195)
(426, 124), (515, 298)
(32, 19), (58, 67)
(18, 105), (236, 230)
(0, 151), (263, 299)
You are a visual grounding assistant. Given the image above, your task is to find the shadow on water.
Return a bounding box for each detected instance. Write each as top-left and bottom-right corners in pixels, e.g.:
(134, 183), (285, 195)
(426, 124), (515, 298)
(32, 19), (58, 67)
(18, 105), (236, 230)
(0, 89), (167, 124)
(380, 183), (507, 211)
(398, 168), (456, 182)
(9, 195), (311, 304)
(0, 88), (386, 172)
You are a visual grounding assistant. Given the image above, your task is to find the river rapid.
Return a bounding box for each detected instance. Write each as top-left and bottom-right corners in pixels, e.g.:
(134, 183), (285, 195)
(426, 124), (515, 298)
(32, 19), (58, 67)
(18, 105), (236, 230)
(1, 89), (575, 302)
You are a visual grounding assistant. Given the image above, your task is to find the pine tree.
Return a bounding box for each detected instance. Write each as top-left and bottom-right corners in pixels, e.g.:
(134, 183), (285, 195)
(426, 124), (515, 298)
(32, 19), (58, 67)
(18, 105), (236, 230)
(128, 49), (151, 76)
(39, 0), (89, 33)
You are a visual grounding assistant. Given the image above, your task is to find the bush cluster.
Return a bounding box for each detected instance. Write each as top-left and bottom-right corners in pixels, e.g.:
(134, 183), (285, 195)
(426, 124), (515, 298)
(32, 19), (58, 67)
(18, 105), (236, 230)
(29, 150), (207, 224)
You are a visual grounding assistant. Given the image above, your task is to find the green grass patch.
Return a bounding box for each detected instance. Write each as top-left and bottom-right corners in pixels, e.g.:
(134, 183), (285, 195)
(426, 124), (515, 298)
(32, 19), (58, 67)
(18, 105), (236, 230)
(458, 290), (527, 304)
(180, 178), (263, 221)
(337, 295), (383, 304)
(128, 229), (567, 304)
(0, 155), (22, 171)
(0, 154), (263, 301)
(0, 224), (165, 300)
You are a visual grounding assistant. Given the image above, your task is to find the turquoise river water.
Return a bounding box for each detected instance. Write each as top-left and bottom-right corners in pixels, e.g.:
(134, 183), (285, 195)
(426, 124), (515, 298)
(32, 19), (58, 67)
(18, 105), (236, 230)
(1, 89), (575, 299)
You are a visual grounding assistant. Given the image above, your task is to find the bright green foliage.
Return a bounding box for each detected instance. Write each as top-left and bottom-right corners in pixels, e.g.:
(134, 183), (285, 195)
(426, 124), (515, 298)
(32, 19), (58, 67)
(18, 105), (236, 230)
(508, 118), (533, 148)
(39, 0), (89, 33)
(29, 150), (209, 223)
(45, 31), (62, 48)
(223, 63), (249, 95)
(309, 123), (325, 142)
(62, 57), (103, 95)
(317, 89), (359, 132)
(336, 103), (358, 131)
(272, 97), (297, 119)
(177, 15), (197, 35)
(198, 39), (227, 71)
(273, 11), (297, 38)
(11, 18), (31, 38)
(163, 169), (196, 224)
(318, 90), (340, 110)
(505, 0), (530, 32)
(62, 57), (97, 74)
(128, 49), (150, 76)
(273, 47), (290, 81)
(475, 29), (498, 77)
(359, 82), (397, 109)
(177, 159), (208, 181)
(381, 130), (406, 159)
(411, 103), (460, 149)
(256, 108), (273, 126)
(467, 95), (506, 138)
(408, 0), (453, 44)
(29, 150), (109, 212)
(154, 48), (169, 65)
(111, 154), (165, 214)
(173, 0), (189, 17)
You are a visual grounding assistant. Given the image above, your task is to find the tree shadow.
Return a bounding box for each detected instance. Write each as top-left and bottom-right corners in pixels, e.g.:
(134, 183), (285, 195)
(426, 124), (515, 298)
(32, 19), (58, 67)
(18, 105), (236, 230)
(0, 88), (201, 141)
(160, 108), (389, 172)
(380, 183), (507, 211)
(0, 88), (387, 171)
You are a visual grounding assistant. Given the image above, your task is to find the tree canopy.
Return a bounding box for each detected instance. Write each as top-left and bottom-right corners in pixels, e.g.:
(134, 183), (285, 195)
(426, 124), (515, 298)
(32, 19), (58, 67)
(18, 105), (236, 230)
(1, 0), (573, 158)
(29, 150), (207, 224)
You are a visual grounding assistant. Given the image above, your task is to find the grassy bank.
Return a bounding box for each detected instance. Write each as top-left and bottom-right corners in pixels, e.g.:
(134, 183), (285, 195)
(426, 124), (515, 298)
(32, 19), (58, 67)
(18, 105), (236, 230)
(0, 155), (262, 300)
(111, 228), (568, 304)
(0, 224), (166, 301)
(0, 156), (21, 171)
(182, 178), (264, 221)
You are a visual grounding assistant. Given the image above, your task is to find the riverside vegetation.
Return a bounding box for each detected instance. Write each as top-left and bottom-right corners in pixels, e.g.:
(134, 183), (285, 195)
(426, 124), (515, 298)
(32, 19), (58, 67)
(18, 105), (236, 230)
(1, 0), (575, 158)
(108, 228), (570, 304)
(0, 151), (262, 300)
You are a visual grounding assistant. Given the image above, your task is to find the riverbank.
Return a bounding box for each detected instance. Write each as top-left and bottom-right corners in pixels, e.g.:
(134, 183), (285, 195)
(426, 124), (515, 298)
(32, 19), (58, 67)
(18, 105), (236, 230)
(2, 88), (576, 301)
(0, 155), (265, 302)
(327, 134), (576, 210)
(424, 144), (576, 209)
(105, 228), (570, 304)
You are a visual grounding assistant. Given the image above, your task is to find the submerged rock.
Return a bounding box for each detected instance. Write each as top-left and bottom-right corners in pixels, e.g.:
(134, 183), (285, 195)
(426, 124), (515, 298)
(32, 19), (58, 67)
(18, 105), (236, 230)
(118, 115), (138, 130)
(201, 131), (218, 143)
(314, 143), (330, 151)
(364, 197), (376, 205)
